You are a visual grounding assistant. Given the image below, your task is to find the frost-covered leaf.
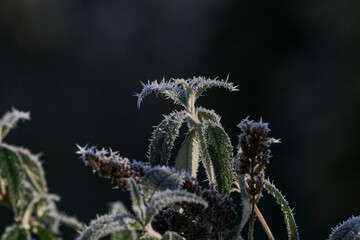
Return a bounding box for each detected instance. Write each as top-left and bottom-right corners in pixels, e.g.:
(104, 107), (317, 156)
(140, 166), (188, 202)
(136, 79), (186, 108)
(197, 130), (216, 185)
(42, 201), (84, 232)
(161, 232), (184, 240)
(1, 224), (30, 240)
(237, 173), (252, 232)
(112, 230), (137, 240)
(328, 215), (360, 240)
(148, 111), (187, 167)
(188, 77), (238, 103)
(77, 212), (137, 240)
(109, 201), (128, 214)
(174, 130), (201, 178)
(264, 181), (299, 240)
(2, 144), (47, 194)
(35, 225), (57, 240)
(128, 178), (146, 223)
(22, 193), (60, 229)
(144, 189), (208, 225)
(196, 107), (221, 124)
(0, 109), (30, 141)
(0, 146), (25, 220)
(200, 121), (234, 196)
(138, 233), (157, 240)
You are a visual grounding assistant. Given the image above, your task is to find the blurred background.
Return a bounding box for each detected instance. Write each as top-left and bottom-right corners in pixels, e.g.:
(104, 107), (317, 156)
(0, 0), (359, 239)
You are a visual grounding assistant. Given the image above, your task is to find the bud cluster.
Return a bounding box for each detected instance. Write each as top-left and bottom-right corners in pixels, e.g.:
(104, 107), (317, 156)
(234, 118), (280, 203)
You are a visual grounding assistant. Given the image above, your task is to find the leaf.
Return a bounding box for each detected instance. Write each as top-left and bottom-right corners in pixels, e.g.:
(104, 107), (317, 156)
(42, 201), (85, 232)
(174, 130), (201, 178)
(0, 146), (25, 220)
(1, 224), (30, 240)
(161, 232), (184, 240)
(188, 77), (238, 103)
(196, 107), (221, 124)
(127, 178), (146, 223)
(328, 215), (360, 240)
(35, 225), (57, 240)
(135, 79), (186, 108)
(2, 144), (48, 194)
(140, 167), (187, 202)
(148, 111), (187, 167)
(197, 130), (216, 185)
(77, 213), (137, 240)
(22, 193), (60, 229)
(200, 121), (234, 196)
(112, 230), (137, 240)
(264, 181), (299, 240)
(144, 189), (208, 225)
(0, 109), (30, 142)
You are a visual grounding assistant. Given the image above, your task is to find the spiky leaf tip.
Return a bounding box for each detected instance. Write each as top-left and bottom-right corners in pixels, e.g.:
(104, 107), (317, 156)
(135, 79), (186, 108)
(0, 146), (25, 220)
(0, 108), (30, 141)
(328, 215), (360, 240)
(264, 181), (299, 240)
(200, 121), (234, 196)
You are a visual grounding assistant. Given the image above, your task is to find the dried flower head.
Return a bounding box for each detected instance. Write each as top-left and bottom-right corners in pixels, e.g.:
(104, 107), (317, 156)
(76, 145), (150, 189)
(234, 117), (280, 204)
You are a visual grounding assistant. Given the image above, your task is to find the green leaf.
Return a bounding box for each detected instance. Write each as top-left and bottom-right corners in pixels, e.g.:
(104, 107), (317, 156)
(140, 167), (187, 202)
(1, 225), (30, 240)
(264, 181), (299, 240)
(127, 178), (146, 223)
(201, 122), (234, 196)
(36, 225), (57, 240)
(144, 189), (208, 225)
(148, 111), (187, 167)
(15, 147), (47, 194)
(174, 130), (201, 178)
(0, 146), (25, 220)
(112, 230), (136, 240)
(328, 215), (360, 240)
(161, 231), (184, 240)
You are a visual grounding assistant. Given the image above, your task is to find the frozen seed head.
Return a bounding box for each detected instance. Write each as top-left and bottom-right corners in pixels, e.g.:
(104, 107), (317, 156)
(76, 145), (150, 189)
(235, 117), (280, 203)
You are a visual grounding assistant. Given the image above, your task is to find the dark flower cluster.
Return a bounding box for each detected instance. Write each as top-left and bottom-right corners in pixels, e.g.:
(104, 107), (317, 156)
(153, 179), (237, 239)
(76, 145), (150, 189)
(234, 118), (280, 204)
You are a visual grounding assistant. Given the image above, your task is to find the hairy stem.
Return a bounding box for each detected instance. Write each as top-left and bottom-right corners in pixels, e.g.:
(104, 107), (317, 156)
(254, 205), (274, 240)
(145, 224), (162, 240)
(0, 177), (6, 195)
(248, 201), (255, 240)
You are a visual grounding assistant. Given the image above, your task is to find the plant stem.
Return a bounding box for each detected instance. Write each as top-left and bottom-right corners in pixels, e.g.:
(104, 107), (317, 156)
(248, 200), (255, 240)
(0, 177), (6, 196)
(254, 205), (274, 240)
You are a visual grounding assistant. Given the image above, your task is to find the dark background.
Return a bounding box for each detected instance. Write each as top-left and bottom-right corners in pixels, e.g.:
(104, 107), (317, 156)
(0, 0), (359, 239)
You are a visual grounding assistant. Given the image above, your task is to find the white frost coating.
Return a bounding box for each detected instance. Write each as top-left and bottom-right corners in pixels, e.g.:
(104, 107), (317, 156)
(0, 108), (30, 139)
(328, 215), (360, 240)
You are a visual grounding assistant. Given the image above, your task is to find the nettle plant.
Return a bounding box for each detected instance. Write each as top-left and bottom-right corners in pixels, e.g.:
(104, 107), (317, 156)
(0, 77), (359, 240)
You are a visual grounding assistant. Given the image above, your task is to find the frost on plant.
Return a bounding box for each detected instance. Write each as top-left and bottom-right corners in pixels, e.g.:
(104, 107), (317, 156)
(1, 76), (357, 240)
